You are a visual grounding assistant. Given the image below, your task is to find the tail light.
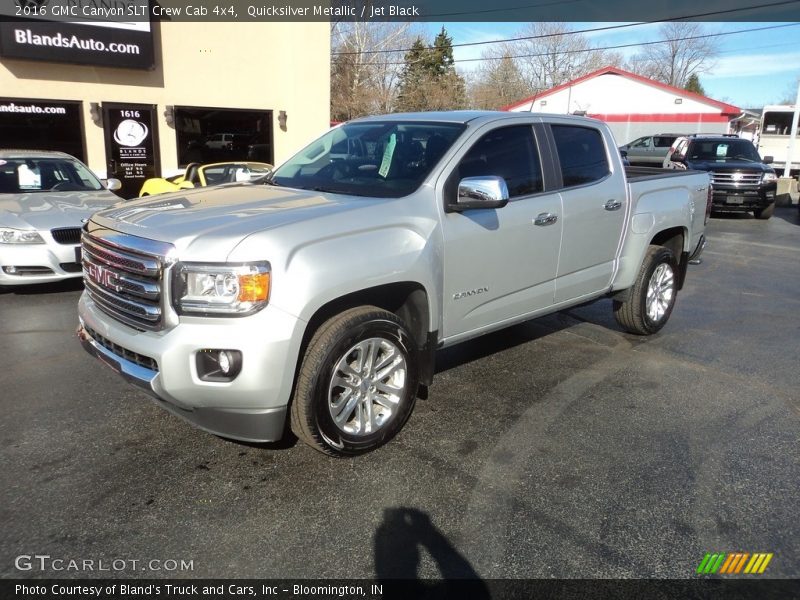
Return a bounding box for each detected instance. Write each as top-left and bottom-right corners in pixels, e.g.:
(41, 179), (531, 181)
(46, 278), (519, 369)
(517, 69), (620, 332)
(705, 182), (713, 224)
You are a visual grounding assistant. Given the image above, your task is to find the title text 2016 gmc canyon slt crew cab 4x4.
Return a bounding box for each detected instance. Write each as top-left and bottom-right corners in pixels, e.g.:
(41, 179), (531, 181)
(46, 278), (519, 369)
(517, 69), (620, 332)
(77, 112), (709, 456)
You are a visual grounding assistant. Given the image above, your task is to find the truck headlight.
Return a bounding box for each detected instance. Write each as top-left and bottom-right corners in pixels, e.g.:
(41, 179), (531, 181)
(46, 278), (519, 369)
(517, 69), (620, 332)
(174, 262), (270, 316)
(761, 172), (777, 183)
(0, 227), (45, 244)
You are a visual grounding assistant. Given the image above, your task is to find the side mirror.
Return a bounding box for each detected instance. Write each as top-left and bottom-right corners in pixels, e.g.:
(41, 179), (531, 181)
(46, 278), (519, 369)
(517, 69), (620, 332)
(105, 178), (122, 192)
(763, 155), (774, 164)
(178, 181), (195, 190)
(620, 150), (628, 158)
(449, 176), (509, 212)
(670, 152), (684, 163)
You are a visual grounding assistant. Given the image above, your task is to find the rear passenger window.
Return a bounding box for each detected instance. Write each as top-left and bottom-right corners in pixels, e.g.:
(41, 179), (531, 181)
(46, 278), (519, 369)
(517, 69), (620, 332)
(454, 125), (543, 198)
(551, 125), (610, 188)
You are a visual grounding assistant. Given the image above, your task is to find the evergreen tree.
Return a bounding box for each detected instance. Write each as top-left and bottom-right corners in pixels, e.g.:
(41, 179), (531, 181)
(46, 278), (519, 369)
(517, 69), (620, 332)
(396, 29), (466, 112)
(684, 73), (706, 96)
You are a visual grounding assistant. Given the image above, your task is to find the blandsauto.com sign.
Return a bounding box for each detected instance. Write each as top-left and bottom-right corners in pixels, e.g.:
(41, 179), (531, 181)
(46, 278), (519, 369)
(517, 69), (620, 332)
(0, 0), (154, 69)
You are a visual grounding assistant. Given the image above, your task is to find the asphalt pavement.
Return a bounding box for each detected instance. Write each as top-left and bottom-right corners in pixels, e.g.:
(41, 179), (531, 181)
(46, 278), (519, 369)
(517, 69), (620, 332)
(1, 207), (798, 580)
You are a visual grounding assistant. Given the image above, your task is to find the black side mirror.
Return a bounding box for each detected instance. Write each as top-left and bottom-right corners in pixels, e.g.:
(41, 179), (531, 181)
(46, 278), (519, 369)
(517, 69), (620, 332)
(763, 155), (774, 164)
(447, 176), (509, 212)
(670, 152), (684, 163)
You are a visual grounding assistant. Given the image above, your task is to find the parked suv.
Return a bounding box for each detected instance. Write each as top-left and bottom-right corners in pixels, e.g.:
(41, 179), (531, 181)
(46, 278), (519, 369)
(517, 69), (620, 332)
(619, 134), (682, 165)
(664, 134), (777, 219)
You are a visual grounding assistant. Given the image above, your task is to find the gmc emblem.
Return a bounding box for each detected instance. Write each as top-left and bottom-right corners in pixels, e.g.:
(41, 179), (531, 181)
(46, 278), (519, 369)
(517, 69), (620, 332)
(86, 262), (119, 290)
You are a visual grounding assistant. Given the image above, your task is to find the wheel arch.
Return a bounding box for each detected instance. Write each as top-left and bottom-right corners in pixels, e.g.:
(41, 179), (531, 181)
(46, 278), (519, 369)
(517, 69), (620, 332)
(650, 226), (688, 290)
(297, 282), (436, 387)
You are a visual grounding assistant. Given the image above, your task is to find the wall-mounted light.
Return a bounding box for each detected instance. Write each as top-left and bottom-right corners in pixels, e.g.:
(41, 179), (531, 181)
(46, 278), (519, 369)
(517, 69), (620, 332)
(278, 110), (288, 131)
(89, 102), (102, 127)
(164, 105), (175, 128)
(675, 98), (683, 104)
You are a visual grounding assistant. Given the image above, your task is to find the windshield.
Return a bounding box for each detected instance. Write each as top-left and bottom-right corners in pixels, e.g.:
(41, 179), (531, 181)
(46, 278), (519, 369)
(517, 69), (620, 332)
(271, 121), (466, 198)
(0, 157), (104, 193)
(687, 139), (763, 162)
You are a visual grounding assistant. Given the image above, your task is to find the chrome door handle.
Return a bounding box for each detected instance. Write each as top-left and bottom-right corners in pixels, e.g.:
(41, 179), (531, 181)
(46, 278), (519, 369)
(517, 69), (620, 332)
(604, 199), (622, 211)
(534, 213), (558, 226)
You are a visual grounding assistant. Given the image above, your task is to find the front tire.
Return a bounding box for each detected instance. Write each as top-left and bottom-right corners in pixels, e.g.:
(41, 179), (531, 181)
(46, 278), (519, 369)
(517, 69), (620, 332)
(290, 306), (419, 457)
(754, 203), (774, 220)
(613, 245), (679, 335)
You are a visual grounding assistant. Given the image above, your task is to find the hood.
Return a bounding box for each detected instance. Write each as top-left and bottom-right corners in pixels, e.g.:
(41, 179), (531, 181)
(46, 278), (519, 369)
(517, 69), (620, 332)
(0, 189), (121, 231)
(89, 183), (381, 258)
(685, 159), (773, 173)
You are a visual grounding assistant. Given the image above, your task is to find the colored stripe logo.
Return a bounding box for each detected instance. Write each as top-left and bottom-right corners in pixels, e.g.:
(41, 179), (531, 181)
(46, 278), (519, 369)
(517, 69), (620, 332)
(696, 552), (773, 575)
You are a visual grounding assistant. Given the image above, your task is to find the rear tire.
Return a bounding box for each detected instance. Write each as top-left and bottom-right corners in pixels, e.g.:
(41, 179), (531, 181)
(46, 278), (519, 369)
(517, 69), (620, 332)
(754, 203), (774, 220)
(613, 245), (679, 335)
(290, 306), (419, 457)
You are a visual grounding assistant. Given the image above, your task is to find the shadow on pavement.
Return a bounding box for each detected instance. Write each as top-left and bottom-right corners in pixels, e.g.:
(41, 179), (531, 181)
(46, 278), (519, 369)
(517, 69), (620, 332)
(374, 507), (490, 600)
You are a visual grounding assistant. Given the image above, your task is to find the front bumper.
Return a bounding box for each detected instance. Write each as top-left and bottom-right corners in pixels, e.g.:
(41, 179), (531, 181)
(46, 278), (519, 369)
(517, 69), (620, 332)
(77, 292), (305, 443)
(0, 240), (82, 285)
(711, 184), (776, 212)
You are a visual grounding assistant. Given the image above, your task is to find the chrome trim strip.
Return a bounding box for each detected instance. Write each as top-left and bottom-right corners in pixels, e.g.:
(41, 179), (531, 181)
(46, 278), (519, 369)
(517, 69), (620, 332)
(84, 281), (162, 331)
(82, 236), (160, 276)
(84, 221), (176, 261)
(82, 256), (160, 300)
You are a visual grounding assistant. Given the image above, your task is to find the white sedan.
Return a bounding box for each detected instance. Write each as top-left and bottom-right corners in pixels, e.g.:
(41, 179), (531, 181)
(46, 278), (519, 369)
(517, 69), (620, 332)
(0, 150), (122, 286)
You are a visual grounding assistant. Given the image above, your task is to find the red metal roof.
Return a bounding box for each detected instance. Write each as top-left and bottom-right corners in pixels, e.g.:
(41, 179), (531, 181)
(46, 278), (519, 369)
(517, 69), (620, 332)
(501, 65), (741, 116)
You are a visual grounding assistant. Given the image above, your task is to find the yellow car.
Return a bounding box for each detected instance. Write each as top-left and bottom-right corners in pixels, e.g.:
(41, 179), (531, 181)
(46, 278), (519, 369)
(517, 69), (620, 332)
(138, 161), (272, 196)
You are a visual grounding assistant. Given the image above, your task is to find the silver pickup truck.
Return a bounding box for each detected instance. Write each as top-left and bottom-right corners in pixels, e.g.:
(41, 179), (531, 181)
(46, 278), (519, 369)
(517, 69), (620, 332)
(77, 112), (708, 456)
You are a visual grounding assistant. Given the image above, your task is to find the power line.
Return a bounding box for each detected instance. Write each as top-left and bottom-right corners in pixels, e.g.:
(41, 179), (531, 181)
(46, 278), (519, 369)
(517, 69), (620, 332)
(331, 0), (800, 56)
(457, 22), (799, 65)
(375, 22), (800, 66)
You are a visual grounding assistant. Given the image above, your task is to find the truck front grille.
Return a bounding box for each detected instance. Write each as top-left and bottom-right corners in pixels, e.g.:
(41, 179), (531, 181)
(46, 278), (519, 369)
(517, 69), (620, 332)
(81, 233), (165, 331)
(710, 171), (762, 186)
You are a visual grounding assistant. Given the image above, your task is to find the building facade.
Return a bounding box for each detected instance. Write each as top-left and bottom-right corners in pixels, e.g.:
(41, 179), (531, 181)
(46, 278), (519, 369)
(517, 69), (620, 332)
(1, 20), (330, 197)
(504, 66), (742, 147)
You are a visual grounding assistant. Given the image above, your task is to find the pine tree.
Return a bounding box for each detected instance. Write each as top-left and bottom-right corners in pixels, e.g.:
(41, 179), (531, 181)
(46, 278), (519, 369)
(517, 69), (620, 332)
(396, 29), (466, 112)
(684, 73), (706, 96)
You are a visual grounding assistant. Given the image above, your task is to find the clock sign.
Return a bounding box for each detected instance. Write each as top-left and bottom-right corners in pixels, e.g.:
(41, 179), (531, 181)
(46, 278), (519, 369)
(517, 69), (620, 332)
(113, 119), (149, 147)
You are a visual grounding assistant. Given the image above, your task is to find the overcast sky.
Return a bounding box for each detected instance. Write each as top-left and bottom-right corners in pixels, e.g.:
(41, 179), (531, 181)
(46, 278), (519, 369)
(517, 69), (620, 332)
(422, 21), (800, 109)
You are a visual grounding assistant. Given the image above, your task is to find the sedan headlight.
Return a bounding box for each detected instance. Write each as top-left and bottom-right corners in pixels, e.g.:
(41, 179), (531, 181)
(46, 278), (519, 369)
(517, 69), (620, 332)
(174, 262), (270, 316)
(0, 227), (45, 244)
(761, 172), (777, 183)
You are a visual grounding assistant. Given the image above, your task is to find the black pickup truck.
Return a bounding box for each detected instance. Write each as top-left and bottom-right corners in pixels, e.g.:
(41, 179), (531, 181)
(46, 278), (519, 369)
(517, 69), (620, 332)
(663, 134), (777, 220)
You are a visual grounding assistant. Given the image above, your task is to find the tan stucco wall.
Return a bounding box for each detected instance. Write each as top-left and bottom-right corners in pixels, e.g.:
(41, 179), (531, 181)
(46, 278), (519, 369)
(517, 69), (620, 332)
(0, 22), (330, 175)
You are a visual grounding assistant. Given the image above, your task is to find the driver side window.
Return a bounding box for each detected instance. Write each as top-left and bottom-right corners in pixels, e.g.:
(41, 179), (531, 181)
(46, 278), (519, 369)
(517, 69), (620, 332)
(450, 125), (543, 200)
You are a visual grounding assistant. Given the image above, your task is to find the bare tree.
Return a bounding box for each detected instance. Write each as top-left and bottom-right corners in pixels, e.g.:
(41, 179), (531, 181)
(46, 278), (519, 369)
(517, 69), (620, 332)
(468, 45), (531, 110)
(626, 23), (718, 88)
(512, 23), (614, 92)
(330, 22), (417, 121)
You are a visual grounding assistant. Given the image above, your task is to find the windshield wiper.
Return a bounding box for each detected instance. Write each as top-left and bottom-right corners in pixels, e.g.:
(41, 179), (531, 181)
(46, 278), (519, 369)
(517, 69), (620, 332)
(310, 186), (368, 196)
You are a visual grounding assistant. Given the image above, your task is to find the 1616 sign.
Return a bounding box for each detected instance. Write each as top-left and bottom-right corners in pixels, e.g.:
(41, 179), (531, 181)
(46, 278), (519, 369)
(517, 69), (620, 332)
(103, 104), (159, 199)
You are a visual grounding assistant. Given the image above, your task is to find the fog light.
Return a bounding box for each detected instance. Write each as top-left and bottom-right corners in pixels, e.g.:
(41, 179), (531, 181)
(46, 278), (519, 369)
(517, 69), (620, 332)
(196, 349), (242, 382)
(218, 350), (232, 374)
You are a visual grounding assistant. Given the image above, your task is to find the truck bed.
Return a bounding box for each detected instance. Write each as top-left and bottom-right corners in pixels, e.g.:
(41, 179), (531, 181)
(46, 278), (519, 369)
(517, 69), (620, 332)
(625, 165), (707, 183)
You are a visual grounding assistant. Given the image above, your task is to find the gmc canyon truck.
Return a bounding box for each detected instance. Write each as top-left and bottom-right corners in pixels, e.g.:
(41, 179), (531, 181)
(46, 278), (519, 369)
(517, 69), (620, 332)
(77, 112), (708, 456)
